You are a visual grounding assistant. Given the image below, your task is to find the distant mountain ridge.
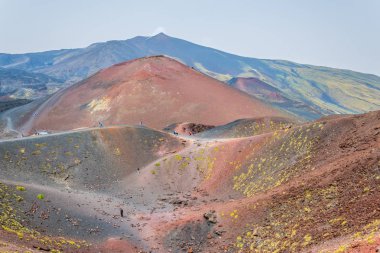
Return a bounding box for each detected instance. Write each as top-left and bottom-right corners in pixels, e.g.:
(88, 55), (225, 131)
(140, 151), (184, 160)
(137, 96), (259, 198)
(1, 32), (380, 119)
(0, 67), (63, 100)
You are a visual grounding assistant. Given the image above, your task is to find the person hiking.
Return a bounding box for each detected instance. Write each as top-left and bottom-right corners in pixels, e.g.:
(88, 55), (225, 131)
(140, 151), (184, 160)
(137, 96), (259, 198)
(120, 208), (124, 217)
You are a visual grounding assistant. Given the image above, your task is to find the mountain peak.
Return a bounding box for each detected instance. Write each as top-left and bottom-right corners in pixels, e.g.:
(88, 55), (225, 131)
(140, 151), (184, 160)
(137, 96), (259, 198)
(150, 32), (170, 39)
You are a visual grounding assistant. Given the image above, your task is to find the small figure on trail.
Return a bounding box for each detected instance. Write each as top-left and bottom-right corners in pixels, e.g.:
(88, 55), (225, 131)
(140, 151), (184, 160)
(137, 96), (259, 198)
(98, 121), (103, 128)
(173, 131), (179, 135)
(140, 121), (143, 126)
(137, 168), (140, 174)
(120, 208), (124, 217)
(188, 131), (192, 136)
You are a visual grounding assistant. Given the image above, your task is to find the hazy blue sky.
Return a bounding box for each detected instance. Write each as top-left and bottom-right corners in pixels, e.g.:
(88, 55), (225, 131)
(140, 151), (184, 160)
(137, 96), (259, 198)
(0, 0), (379, 75)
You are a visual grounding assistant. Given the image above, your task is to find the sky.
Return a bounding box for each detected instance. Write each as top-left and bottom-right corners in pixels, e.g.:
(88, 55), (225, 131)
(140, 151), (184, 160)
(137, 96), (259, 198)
(0, 0), (379, 75)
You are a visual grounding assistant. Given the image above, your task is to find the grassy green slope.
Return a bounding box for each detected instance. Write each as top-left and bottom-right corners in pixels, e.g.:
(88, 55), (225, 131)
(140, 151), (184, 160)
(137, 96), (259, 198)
(256, 60), (380, 115)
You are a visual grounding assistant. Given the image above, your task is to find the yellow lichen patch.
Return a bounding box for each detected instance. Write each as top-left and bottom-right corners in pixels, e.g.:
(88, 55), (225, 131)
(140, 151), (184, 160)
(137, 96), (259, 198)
(352, 219), (380, 245)
(329, 216), (346, 225)
(230, 210), (239, 219)
(0, 182), (35, 243)
(174, 154), (183, 161)
(64, 151), (73, 156)
(233, 125), (317, 197)
(87, 97), (111, 113)
(39, 162), (52, 173)
(1, 182), (90, 251)
(305, 190), (312, 200)
(333, 245), (347, 253)
(303, 234), (312, 246)
(31, 150), (42, 155)
(15, 186), (26, 191)
(234, 165), (380, 253)
(34, 143), (47, 148)
(113, 147), (121, 156)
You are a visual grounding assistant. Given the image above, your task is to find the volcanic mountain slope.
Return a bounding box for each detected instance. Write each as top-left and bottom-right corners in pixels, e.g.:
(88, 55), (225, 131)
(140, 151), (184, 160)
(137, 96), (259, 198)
(228, 77), (322, 119)
(0, 125), (187, 252)
(18, 56), (286, 134)
(196, 116), (296, 139)
(0, 110), (379, 252)
(1, 33), (379, 119)
(0, 99), (31, 113)
(0, 67), (63, 100)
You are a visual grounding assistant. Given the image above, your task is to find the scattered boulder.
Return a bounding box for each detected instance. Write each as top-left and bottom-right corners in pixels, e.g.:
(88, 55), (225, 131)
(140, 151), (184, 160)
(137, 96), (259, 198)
(214, 229), (225, 236)
(169, 198), (189, 206)
(203, 210), (217, 224)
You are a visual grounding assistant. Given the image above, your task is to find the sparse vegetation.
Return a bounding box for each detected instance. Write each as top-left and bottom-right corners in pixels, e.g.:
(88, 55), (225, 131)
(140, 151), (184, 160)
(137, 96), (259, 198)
(15, 186), (25, 191)
(233, 123), (322, 197)
(0, 108), (378, 252)
(0, 182), (88, 251)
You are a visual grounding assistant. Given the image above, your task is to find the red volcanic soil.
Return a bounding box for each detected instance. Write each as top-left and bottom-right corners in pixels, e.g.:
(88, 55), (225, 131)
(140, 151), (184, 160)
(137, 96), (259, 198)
(22, 56), (287, 133)
(140, 111), (380, 252)
(229, 77), (289, 103)
(163, 122), (216, 135)
(99, 238), (140, 253)
(1, 109), (379, 252)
